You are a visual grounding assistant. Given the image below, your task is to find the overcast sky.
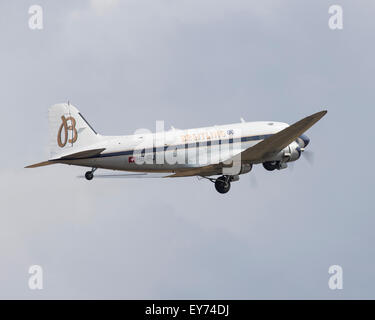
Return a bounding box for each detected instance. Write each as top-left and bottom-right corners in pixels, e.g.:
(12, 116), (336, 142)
(0, 0), (374, 299)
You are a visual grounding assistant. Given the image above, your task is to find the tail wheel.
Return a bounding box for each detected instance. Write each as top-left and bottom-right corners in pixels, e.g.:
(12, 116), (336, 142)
(215, 176), (231, 194)
(85, 171), (94, 181)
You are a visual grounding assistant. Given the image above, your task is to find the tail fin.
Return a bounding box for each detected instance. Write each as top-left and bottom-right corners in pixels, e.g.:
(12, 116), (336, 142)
(49, 103), (101, 159)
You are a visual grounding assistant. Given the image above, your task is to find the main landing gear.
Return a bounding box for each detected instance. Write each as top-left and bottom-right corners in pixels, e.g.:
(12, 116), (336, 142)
(262, 161), (288, 171)
(263, 161), (278, 171)
(203, 175), (239, 194)
(85, 168), (97, 181)
(215, 176), (231, 194)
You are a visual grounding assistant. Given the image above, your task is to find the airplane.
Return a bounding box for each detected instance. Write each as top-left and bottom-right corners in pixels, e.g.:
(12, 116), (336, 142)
(26, 103), (327, 194)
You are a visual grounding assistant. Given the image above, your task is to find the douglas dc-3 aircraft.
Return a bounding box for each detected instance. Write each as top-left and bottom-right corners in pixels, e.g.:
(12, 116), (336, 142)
(26, 103), (327, 193)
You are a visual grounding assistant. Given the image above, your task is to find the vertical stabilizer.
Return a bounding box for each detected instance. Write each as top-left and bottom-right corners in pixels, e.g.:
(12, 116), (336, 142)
(49, 103), (101, 159)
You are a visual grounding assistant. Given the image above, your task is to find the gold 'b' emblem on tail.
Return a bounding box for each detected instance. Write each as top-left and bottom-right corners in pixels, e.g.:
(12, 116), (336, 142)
(57, 115), (78, 147)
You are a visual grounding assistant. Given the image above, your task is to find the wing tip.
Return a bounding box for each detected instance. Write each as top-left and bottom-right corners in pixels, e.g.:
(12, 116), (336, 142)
(316, 110), (327, 116)
(310, 110), (327, 121)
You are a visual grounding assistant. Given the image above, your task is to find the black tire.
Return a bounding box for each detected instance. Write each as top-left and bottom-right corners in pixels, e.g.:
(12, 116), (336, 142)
(215, 176), (231, 194)
(85, 171), (94, 181)
(263, 161), (277, 171)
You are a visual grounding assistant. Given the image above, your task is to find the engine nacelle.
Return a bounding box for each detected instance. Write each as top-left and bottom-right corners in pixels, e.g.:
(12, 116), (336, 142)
(282, 141), (301, 162)
(239, 163), (252, 174)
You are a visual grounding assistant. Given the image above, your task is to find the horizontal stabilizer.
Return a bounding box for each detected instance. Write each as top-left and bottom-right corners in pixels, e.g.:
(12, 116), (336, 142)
(26, 148), (106, 168)
(59, 148), (106, 160)
(77, 173), (169, 179)
(25, 161), (55, 168)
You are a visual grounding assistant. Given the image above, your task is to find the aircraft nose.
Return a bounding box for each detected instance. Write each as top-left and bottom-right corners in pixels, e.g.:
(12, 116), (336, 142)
(300, 134), (310, 147)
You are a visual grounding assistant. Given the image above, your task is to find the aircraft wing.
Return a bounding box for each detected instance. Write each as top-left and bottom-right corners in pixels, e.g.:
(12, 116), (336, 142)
(166, 110), (327, 177)
(166, 164), (222, 178)
(25, 148), (106, 168)
(238, 110), (327, 162)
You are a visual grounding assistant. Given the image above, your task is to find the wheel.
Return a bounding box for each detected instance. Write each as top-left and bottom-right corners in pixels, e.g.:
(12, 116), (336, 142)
(215, 176), (231, 194)
(85, 171), (94, 181)
(263, 161), (277, 171)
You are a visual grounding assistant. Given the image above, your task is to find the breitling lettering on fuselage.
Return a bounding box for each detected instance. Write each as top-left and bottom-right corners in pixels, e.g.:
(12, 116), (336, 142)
(181, 129), (233, 143)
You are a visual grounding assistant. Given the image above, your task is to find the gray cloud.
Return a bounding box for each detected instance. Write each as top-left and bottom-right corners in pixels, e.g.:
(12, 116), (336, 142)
(0, 0), (374, 299)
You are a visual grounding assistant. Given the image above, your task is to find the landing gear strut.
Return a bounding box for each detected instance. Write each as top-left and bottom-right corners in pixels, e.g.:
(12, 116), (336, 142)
(85, 168), (97, 181)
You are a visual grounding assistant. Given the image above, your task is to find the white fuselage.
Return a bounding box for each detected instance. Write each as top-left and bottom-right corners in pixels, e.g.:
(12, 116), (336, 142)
(61, 120), (290, 173)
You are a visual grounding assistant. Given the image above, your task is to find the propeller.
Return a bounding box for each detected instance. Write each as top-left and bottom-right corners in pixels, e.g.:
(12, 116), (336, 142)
(289, 148), (315, 170)
(303, 150), (314, 165)
(249, 173), (258, 188)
